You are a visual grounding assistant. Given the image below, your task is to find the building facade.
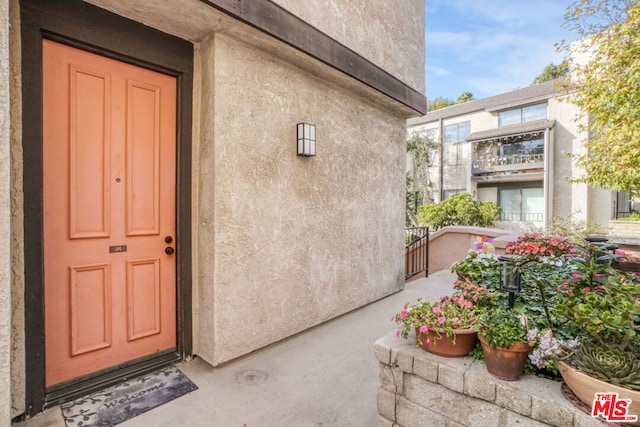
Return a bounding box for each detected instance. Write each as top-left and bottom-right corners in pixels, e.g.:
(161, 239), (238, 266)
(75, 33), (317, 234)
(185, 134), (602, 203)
(2, 0), (425, 420)
(407, 80), (621, 231)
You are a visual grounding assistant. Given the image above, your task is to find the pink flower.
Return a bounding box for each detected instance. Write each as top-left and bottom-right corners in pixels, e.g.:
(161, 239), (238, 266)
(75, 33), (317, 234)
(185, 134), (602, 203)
(452, 321), (460, 328)
(572, 273), (581, 279)
(399, 309), (408, 321)
(432, 306), (441, 314)
(437, 316), (446, 324)
(419, 325), (429, 333)
(584, 287), (591, 293)
(396, 331), (401, 338)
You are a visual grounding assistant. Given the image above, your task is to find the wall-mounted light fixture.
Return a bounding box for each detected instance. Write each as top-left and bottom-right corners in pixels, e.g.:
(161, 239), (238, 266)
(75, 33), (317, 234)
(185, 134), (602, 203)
(297, 123), (316, 157)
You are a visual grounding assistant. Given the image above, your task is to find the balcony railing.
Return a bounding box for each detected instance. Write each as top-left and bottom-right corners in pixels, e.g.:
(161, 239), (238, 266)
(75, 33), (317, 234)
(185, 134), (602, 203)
(501, 212), (544, 222)
(472, 152), (543, 170)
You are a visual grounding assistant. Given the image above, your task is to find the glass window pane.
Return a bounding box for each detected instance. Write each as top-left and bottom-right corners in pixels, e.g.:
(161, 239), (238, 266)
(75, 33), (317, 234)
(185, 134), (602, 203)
(499, 189), (521, 221)
(522, 187), (544, 221)
(458, 121), (470, 140)
(457, 141), (469, 164)
(522, 104), (547, 122)
(444, 143), (457, 165)
(420, 128), (439, 140)
(444, 125), (457, 143)
(499, 109), (521, 126)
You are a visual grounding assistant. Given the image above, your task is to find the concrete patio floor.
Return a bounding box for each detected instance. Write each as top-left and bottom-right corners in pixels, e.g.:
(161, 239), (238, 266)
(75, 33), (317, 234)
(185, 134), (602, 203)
(15, 270), (457, 427)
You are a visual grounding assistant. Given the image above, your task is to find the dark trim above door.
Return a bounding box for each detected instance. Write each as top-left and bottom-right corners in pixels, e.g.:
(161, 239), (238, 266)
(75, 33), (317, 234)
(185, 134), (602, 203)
(20, 0), (193, 415)
(200, 0), (427, 115)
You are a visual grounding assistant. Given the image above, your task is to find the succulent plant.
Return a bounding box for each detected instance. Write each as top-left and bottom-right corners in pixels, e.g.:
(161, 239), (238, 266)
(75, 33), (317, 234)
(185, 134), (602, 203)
(574, 341), (640, 391)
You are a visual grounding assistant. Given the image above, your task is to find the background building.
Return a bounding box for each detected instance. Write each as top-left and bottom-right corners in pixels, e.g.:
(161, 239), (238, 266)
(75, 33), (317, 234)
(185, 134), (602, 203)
(407, 79), (624, 231)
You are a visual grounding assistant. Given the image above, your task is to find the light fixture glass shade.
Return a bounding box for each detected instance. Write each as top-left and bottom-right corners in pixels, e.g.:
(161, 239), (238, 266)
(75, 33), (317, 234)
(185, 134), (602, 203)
(500, 263), (522, 292)
(297, 123), (316, 156)
(498, 254), (522, 292)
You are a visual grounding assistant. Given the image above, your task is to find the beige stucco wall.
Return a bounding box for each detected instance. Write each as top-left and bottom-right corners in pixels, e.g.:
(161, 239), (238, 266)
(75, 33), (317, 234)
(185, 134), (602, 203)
(428, 226), (519, 274)
(196, 33), (406, 364)
(1, 0), (12, 422)
(273, 0), (425, 93)
(547, 96), (611, 227)
(7, 0), (423, 419)
(8, 0), (24, 418)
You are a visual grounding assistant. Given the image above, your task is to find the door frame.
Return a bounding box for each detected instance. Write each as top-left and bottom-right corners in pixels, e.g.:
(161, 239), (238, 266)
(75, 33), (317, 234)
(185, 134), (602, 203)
(21, 0), (193, 415)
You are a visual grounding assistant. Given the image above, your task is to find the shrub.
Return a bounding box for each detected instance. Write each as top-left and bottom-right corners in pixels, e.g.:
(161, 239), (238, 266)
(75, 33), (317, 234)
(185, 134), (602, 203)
(416, 192), (501, 230)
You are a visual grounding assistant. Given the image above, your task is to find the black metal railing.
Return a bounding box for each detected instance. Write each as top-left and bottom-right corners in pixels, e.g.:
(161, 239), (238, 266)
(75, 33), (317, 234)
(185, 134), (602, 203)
(472, 152), (543, 170)
(405, 227), (429, 280)
(500, 212), (544, 222)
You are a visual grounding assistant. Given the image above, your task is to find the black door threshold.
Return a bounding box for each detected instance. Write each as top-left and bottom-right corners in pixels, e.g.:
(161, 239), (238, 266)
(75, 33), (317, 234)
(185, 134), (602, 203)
(45, 349), (179, 408)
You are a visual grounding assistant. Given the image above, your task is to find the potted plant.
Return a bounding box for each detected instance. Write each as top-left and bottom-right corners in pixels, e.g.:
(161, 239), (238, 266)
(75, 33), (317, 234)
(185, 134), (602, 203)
(553, 248), (640, 424)
(476, 310), (531, 380)
(393, 280), (494, 357)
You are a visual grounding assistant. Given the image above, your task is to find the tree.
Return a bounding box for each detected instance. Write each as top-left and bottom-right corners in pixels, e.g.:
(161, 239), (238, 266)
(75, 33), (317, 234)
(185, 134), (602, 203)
(406, 132), (439, 226)
(416, 192), (501, 230)
(558, 0), (640, 197)
(532, 60), (570, 84)
(456, 91), (475, 103)
(427, 92), (475, 111)
(427, 96), (454, 111)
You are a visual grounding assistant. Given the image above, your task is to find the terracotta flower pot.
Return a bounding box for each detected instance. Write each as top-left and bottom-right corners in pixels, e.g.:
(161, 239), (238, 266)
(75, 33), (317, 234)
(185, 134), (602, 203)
(478, 334), (530, 381)
(416, 328), (477, 357)
(613, 260), (640, 273)
(558, 360), (640, 426)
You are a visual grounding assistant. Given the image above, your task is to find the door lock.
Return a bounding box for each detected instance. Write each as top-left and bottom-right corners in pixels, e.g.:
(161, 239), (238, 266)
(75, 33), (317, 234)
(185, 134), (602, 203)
(165, 247), (175, 255)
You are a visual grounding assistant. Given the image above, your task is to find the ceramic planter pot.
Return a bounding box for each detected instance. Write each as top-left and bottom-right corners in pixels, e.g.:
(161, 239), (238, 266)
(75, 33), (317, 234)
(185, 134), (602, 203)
(558, 360), (640, 426)
(416, 328), (477, 357)
(478, 334), (530, 381)
(613, 261), (640, 273)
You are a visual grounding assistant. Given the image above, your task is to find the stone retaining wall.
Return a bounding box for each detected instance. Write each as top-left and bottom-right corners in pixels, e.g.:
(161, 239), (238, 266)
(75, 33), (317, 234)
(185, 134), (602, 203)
(374, 333), (604, 427)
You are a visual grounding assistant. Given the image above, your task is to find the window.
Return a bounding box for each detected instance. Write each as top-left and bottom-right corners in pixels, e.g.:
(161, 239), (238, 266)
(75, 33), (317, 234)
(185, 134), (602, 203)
(499, 103), (547, 126)
(443, 189), (465, 200)
(443, 121), (470, 165)
(419, 128), (439, 166)
(498, 185), (544, 222)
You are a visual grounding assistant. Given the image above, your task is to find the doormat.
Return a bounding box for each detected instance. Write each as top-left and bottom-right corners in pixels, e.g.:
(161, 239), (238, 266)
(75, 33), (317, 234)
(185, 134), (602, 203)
(60, 366), (198, 427)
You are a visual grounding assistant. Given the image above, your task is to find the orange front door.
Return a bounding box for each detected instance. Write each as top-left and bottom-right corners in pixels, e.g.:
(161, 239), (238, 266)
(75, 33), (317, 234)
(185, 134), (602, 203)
(42, 40), (177, 386)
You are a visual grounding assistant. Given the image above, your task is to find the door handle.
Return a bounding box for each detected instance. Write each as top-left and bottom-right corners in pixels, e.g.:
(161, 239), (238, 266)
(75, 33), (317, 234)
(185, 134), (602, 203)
(165, 247), (175, 255)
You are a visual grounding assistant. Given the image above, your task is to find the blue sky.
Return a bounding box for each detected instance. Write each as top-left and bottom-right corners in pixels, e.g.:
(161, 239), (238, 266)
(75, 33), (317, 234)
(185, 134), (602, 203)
(425, 0), (577, 101)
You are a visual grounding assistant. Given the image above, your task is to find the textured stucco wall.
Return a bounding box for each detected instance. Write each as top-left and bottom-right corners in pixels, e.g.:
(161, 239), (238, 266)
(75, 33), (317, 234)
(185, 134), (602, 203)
(9, 0), (24, 417)
(86, 0), (425, 93)
(1, 0), (12, 422)
(8, 1), (422, 418)
(273, 0), (425, 93)
(196, 33), (406, 364)
(546, 97), (607, 223)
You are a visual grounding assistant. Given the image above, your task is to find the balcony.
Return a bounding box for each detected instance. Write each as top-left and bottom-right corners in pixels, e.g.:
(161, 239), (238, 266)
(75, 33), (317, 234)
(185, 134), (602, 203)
(472, 152), (543, 174)
(501, 212), (544, 222)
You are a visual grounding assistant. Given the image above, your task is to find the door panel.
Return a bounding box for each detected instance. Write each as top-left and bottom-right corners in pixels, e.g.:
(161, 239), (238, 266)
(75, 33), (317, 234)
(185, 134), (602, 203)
(43, 39), (177, 387)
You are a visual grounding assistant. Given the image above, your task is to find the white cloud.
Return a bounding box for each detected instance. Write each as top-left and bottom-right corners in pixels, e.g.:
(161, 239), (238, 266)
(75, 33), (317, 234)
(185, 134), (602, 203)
(424, 0), (574, 98)
(426, 65), (450, 76)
